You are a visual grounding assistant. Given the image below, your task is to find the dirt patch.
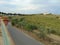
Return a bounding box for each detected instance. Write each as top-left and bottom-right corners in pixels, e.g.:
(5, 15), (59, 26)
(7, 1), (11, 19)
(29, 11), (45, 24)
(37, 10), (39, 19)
(0, 29), (4, 45)
(0, 36), (4, 45)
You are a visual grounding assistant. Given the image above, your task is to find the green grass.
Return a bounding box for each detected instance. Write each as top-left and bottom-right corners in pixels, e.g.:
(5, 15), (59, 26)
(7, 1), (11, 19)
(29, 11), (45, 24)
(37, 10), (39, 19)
(10, 15), (60, 36)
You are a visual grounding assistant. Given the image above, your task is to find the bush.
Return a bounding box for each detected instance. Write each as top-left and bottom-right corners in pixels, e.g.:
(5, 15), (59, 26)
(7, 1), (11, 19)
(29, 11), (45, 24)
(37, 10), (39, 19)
(8, 16), (12, 19)
(17, 21), (27, 28)
(38, 26), (47, 39)
(51, 29), (56, 34)
(11, 19), (18, 26)
(19, 17), (25, 22)
(47, 28), (51, 34)
(11, 20), (15, 26)
(39, 32), (47, 40)
(24, 24), (37, 32)
(56, 16), (59, 19)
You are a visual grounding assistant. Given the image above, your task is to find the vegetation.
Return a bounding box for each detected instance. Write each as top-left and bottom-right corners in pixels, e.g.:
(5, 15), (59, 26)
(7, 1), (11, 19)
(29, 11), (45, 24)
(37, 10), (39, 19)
(8, 14), (60, 45)
(10, 15), (60, 35)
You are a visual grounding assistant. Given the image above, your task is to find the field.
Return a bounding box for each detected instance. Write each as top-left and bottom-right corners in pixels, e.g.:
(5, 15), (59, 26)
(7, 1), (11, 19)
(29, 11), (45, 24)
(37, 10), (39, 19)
(10, 15), (60, 35)
(9, 14), (60, 45)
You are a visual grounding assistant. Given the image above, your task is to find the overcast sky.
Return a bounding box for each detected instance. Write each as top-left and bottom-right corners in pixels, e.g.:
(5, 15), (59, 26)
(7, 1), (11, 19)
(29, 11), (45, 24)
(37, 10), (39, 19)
(0, 0), (60, 14)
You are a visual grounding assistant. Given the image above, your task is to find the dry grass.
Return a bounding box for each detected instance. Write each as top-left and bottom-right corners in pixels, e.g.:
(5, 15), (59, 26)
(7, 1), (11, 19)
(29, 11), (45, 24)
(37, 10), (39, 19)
(47, 34), (60, 42)
(0, 36), (4, 45)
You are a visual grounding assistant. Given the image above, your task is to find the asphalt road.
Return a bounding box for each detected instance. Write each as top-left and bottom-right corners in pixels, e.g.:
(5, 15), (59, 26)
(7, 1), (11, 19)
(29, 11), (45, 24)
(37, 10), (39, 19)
(7, 23), (44, 45)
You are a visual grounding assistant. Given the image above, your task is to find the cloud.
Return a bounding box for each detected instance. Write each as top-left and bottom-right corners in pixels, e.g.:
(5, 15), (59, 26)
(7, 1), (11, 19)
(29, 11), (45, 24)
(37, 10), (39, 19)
(16, 4), (47, 11)
(0, 0), (6, 4)
(48, 0), (60, 6)
(49, 0), (60, 3)
(9, 0), (32, 6)
(0, 0), (12, 5)
(18, 6), (37, 10)
(0, 0), (60, 14)
(8, 0), (46, 11)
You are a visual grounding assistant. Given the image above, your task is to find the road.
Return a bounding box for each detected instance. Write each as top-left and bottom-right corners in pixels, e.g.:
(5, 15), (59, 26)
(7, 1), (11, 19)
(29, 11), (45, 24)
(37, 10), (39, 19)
(7, 23), (44, 45)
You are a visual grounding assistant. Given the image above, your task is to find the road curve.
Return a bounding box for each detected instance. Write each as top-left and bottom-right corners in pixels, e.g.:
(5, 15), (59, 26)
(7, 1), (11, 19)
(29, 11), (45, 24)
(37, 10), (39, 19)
(7, 23), (44, 45)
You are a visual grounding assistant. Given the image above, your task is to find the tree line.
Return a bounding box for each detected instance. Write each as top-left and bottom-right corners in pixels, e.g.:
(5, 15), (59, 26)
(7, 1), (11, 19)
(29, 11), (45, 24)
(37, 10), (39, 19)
(0, 12), (24, 16)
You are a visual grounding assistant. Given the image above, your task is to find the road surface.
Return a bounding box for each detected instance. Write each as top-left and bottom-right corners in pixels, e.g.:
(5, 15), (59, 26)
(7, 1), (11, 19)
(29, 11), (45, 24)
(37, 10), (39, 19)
(7, 23), (44, 45)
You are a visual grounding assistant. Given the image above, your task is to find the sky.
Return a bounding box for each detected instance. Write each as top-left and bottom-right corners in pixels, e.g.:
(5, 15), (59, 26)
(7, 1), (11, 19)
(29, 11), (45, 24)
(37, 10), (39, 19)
(0, 0), (60, 14)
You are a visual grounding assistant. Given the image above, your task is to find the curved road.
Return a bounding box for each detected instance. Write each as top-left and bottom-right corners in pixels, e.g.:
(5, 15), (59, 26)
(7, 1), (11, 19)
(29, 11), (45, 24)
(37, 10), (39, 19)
(7, 23), (44, 45)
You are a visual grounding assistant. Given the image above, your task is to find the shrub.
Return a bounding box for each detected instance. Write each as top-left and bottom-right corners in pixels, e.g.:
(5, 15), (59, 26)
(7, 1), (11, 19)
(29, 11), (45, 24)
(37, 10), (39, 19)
(38, 26), (47, 39)
(19, 17), (25, 22)
(51, 29), (56, 34)
(17, 21), (26, 28)
(56, 16), (59, 19)
(11, 19), (18, 26)
(8, 16), (12, 19)
(11, 20), (15, 26)
(24, 24), (37, 32)
(39, 32), (47, 40)
(47, 28), (51, 34)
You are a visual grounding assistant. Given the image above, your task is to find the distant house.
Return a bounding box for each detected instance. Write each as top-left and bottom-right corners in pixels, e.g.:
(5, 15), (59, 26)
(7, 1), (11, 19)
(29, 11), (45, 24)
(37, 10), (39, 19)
(43, 12), (50, 15)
